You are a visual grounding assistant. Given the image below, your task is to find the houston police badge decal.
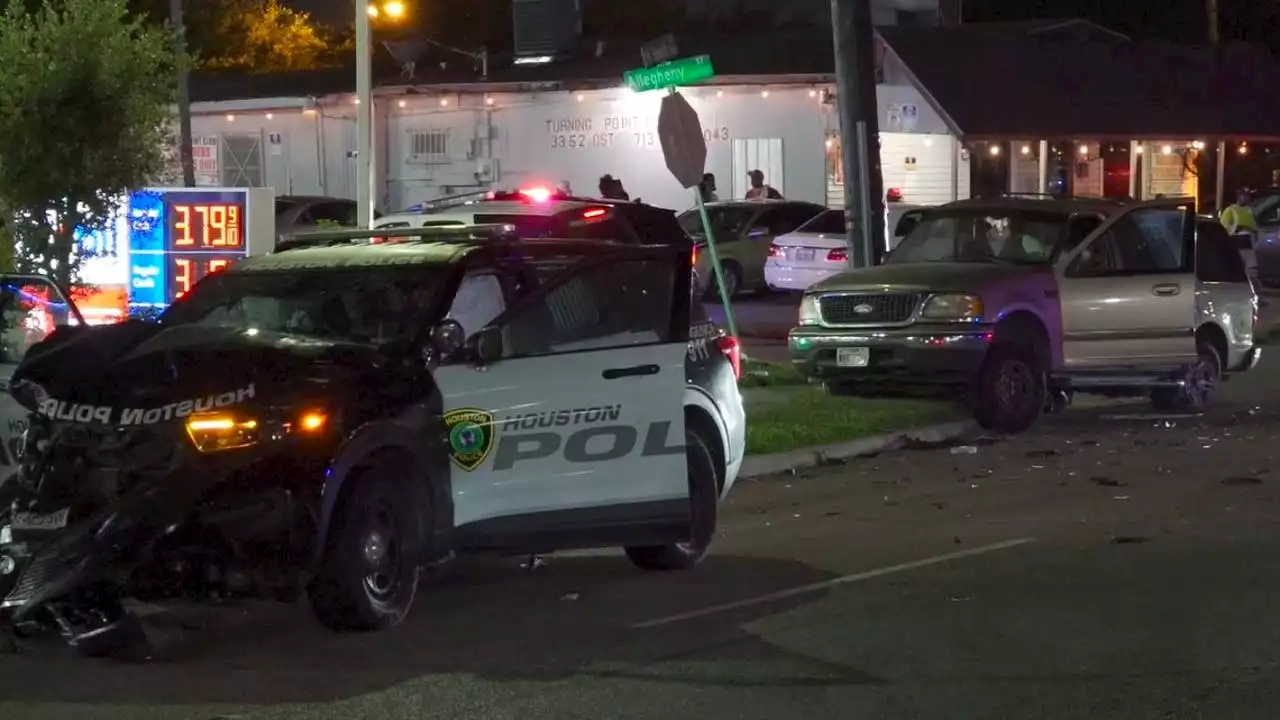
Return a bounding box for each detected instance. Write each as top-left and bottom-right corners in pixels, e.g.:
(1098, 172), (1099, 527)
(444, 408), (495, 471)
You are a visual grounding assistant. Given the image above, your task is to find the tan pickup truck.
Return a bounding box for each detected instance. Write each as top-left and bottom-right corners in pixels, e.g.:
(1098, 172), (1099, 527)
(789, 196), (1261, 433)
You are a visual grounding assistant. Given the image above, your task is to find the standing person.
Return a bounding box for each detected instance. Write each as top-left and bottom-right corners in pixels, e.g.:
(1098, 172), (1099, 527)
(698, 173), (718, 202)
(1221, 188), (1257, 235)
(745, 169), (782, 200)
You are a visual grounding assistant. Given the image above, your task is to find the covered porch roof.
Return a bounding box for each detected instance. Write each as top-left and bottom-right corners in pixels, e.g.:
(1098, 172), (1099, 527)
(878, 21), (1280, 142)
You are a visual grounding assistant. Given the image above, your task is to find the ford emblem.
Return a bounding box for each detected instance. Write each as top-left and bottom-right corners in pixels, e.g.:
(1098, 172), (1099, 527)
(853, 303), (874, 314)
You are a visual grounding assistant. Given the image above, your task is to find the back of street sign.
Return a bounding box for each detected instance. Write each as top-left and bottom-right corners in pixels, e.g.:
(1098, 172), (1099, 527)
(657, 92), (707, 189)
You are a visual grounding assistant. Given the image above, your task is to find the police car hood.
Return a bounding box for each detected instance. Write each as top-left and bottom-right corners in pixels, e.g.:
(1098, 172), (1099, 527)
(10, 320), (374, 417)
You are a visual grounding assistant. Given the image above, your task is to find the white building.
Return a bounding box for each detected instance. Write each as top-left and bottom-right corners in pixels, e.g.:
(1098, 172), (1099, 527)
(187, 75), (968, 214)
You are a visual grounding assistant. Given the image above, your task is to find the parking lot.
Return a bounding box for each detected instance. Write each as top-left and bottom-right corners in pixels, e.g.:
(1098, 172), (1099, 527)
(1, 345), (1278, 719)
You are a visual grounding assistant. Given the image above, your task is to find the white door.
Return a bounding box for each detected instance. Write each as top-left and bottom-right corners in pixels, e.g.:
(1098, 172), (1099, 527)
(433, 253), (688, 537)
(0, 275), (84, 486)
(1057, 199), (1198, 369)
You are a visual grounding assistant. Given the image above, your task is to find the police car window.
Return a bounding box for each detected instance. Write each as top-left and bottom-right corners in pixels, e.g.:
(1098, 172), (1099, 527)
(161, 268), (446, 345)
(499, 258), (675, 357)
(0, 279), (77, 365)
(447, 273), (504, 338)
(473, 213), (554, 238)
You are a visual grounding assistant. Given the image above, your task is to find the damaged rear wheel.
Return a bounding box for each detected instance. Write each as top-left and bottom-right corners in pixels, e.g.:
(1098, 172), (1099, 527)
(309, 471), (421, 632)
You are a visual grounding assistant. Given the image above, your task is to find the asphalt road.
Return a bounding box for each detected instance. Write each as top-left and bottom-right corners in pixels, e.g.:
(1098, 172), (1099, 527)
(4, 356), (1280, 718)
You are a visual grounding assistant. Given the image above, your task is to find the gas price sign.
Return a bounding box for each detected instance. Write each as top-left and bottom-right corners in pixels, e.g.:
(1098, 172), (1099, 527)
(128, 187), (273, 310)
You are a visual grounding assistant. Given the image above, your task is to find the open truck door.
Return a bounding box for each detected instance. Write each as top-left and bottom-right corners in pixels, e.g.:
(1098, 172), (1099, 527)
(0, 274), (84, 486)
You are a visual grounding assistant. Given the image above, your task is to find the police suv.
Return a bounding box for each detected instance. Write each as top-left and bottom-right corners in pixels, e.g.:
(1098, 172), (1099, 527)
(0, 225), (746, 653)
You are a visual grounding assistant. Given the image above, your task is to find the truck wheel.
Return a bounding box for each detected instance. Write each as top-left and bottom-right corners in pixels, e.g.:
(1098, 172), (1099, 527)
(309, 471), (422, 632)
(972, 345), (1045, 433)
(1151, 341), (1221, 412)
(625, 429), (719, 571)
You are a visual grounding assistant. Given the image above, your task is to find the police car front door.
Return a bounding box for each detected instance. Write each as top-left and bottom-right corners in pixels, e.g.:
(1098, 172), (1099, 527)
(434, 255), (689, 541)
(0, 274), (85, 487)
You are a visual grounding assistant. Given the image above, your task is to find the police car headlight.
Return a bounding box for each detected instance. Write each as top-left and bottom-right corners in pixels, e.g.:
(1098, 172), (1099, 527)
(185, 413), (260, 453)
(920, 294), (983, 322)
(798, 294), (821, 326)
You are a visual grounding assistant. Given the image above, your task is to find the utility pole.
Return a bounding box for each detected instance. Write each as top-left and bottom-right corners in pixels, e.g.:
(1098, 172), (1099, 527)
(830, 0), (884, 268)
(356, 1), (374, 227)
(1206, 0), (1220, 44)
(170, 0), (195, 187)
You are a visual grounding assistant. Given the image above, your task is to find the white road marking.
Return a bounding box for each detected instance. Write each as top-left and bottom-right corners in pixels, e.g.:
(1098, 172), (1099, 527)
(631, 537), (1036, 629)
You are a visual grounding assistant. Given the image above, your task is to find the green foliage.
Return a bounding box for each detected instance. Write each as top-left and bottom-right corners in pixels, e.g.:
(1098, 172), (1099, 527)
(189, 0), (350, 74)
(0, 0), (178, 285)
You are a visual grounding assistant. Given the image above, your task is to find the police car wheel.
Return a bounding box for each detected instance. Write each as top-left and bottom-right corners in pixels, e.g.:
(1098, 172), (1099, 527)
(624, 429), (719, 571)
(309, 473), (423, 632)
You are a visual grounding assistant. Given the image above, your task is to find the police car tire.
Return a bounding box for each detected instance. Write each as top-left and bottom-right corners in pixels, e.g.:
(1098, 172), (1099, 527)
(624, 429), (719, 571)
(309, 473), (422, 632)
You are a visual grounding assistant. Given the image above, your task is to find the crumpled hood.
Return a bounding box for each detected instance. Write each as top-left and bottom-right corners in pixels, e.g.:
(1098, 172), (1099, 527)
(10, 321), (375, 419)
(808, 261), (1047, 294)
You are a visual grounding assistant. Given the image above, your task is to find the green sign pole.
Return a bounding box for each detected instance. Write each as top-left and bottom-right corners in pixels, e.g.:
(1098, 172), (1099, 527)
(692, 187), (739, 343)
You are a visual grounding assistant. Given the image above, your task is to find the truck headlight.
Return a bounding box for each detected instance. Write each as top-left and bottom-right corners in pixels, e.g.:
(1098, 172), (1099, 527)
(798, 294), (821, 326)
(920, 294), (983, 321)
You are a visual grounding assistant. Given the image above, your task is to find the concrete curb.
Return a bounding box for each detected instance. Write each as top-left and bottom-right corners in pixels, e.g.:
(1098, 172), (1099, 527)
(739, 419), (980, 479)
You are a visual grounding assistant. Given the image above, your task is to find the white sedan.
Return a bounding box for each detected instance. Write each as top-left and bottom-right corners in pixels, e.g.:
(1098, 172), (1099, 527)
(764, 205), (925, 292)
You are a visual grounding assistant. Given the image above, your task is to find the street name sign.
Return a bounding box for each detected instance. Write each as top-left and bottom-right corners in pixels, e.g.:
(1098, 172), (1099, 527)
(623, 55), (716, 93)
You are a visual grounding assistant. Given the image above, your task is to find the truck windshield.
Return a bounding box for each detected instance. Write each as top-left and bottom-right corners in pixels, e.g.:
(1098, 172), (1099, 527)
(157, 267), (449, 345)
(888, 209), (1066, 265)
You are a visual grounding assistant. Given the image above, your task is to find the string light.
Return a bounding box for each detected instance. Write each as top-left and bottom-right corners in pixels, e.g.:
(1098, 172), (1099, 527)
(576, 93), (584, 102)
(225, 114), (235, 121)
(397, 99), (406, 108)
(1135, 144), (1144, 154)
(808, 89), (817, 97)
(265, 113), (273, 120)
(988, 144), (1000, 156)
(716, 89), (724, 97)
(1161, 144), (1174, 155)
(440, 97), (449, 106)
(760, 90), (769, 98)
(1191, 140), (1205, 150)
(1078, 144), (1089, 155)
(1239, 143), (1249, 155)
(485, 96), (494, 105)
(1020, 144), (1031, 155)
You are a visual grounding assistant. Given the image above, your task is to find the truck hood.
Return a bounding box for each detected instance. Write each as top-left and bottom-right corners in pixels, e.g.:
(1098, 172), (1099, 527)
(808, 261), (1048, 294)
(10, 321), (374, 419)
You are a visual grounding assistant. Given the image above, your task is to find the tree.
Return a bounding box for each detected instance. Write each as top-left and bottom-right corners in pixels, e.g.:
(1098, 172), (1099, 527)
(0, 0), (178, 286)
(189, 0), (350, 74)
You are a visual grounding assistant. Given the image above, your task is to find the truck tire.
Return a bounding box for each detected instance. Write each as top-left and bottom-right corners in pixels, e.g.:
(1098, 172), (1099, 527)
(625, 429), (719, 571)
(1151, 341), (1221, 412)
(309, 470), (422, 632)
(972, 345), (1045, 434)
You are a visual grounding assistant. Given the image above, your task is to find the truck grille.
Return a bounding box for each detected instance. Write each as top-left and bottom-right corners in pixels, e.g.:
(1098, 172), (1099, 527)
(819, 293), (921, 325)
(1, 551), (58, 609)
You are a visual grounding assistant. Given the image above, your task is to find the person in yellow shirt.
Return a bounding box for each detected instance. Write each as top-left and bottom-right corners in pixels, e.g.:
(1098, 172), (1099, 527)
(1221, 188), (1257, 235)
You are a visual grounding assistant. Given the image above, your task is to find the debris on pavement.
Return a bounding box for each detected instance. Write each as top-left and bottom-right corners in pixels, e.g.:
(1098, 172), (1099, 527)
(950, 445), (979, 455)
(560, 592), (580, 601)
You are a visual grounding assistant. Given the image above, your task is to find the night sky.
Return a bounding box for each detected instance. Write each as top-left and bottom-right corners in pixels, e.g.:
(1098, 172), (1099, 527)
(284, 0), (1271, 50)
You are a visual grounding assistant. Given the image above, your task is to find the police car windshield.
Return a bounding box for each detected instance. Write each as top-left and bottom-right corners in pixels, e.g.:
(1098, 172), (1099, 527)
(158, 267), (448, 345)
(889, 209), (1064, 265)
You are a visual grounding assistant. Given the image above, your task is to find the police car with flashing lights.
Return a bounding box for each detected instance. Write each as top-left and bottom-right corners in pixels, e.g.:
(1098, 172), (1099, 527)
(371, 186), (695, 246)
(0, 224), (746, 655)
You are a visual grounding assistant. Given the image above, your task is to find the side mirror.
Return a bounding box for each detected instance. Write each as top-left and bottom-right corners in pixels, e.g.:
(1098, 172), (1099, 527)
(467, 326), (504, 364)
(431, 319), (466, 358)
